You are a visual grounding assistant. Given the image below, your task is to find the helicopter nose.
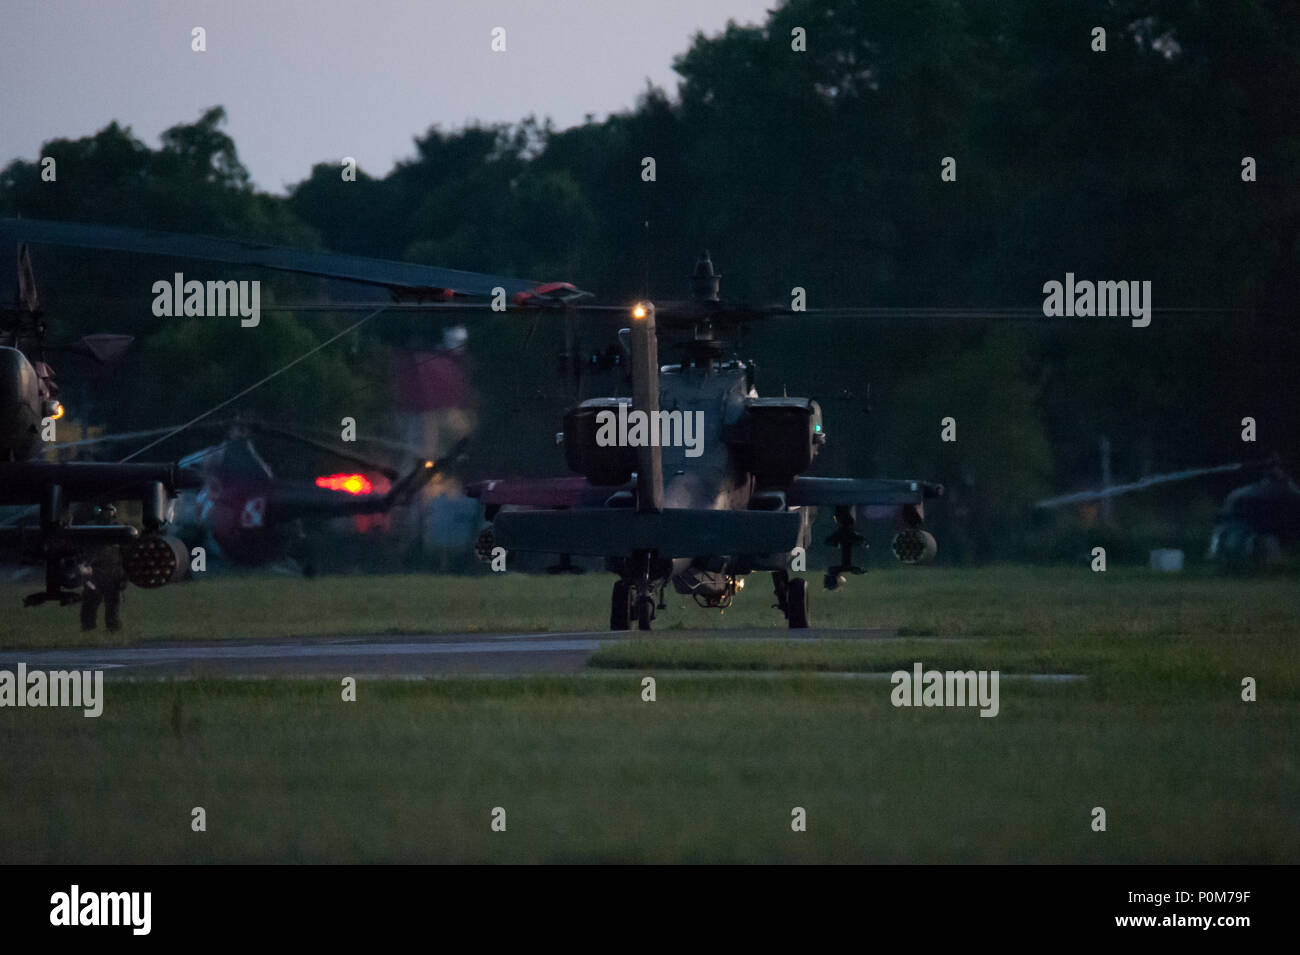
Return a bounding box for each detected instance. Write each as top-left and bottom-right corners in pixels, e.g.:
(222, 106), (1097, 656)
(0, 346), (42, 457)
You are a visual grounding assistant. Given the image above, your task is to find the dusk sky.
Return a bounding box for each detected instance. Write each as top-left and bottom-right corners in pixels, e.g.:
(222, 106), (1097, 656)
(4, 0), (776, 193)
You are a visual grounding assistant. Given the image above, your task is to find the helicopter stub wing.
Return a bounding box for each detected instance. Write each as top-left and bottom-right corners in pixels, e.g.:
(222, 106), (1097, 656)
(466, 476), (632, 510)
(0, 461), (201, 503)
(785, 477), (943, 507)
(0, 217), (587, 303)
(492, 507), (802, 559)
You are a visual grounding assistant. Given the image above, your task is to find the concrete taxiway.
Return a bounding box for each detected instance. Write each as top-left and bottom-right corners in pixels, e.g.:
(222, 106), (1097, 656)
(0, 628), (911, 678)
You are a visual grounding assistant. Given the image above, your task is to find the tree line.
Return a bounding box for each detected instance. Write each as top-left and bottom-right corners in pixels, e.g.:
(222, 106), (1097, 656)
(3, 0), (1295, 559)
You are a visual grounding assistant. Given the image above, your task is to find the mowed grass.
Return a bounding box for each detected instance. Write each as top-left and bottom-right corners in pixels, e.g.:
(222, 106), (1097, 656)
(0, 676), (1293, 863)
(0, 566), (1296, 862)
(0, 564), (1295, 647)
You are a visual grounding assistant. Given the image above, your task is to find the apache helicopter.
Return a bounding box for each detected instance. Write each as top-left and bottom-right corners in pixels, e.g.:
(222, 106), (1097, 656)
(468, 253), (943, 630)
(0, 244), (198, 606)
(3, 219), (943, 630)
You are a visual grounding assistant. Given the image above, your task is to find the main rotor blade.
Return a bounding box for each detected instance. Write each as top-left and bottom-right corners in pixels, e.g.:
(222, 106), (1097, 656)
(259, 422), (438, 461)
(235, 420), (408, 479)
(0, 218), (586, 302)
(45, 426), (188, 453)
(256, 301), (627, 313)
(159, 300), (1246, 322)
(1034, 462), (1248, 509)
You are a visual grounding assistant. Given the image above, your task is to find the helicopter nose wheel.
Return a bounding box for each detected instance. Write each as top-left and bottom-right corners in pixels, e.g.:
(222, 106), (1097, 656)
(635, 594), (655, 631)
(610, 579), (657, 630)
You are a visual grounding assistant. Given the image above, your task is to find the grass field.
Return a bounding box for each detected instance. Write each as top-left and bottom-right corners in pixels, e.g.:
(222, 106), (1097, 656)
(0, 566), (1296, 862)
(0, 563), (1296, 646)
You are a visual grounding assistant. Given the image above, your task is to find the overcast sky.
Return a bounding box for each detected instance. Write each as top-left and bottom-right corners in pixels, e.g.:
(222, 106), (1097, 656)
(4, 0), (776, 194)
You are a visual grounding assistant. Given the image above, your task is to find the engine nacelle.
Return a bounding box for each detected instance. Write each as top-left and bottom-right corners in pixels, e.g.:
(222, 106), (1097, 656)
(891, 528), (937, 564)
(563, 398), (636, 485)
(738, 397), (823, 485)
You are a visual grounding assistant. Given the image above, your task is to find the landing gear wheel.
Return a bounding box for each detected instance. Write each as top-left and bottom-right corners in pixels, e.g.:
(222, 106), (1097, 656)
(636, 595), (654, 631)
(787, 578), (810, 629)
(610, 580), (634, 630)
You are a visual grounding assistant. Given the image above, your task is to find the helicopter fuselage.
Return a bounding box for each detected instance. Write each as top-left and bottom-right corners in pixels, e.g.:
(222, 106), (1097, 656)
(553, 354), (821, 607)
(655, 359), (814, 598)
(0, 345), (43, 461)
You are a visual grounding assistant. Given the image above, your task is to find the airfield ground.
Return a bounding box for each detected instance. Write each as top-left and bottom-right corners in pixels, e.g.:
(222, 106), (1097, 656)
(0, 566), (1295, 862)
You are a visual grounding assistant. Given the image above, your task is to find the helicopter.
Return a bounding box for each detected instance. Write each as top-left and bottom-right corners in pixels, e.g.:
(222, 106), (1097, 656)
(1210, 463), (1300, 566)
(172, 421), (464, 572)
(2, 219), (944, 629)
(0, 215), (592, 595)
(1036, 456), (1300, 568)
(468, 253), (944, 631)
(0, 243), (199, 606)
(47, 418), (462, 573)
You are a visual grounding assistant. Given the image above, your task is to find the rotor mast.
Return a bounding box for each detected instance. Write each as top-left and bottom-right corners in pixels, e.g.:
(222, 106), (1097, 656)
(680, 251), (725, 370)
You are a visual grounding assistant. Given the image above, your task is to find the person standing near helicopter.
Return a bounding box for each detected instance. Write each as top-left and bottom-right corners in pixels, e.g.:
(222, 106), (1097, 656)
(80, 504), (126, 632)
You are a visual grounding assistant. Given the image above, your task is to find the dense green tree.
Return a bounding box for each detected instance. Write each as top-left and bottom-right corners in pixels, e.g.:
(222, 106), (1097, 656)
(4, 0), (1296, 558)
(0, 108), (374, 440)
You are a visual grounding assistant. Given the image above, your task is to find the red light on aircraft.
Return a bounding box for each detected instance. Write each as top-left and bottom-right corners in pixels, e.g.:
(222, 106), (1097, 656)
(315, 473), (374, 495)
(512, 281), (582, 308)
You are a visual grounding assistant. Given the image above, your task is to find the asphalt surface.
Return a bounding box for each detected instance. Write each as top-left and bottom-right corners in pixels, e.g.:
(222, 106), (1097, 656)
(0, 628), (906, 678)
